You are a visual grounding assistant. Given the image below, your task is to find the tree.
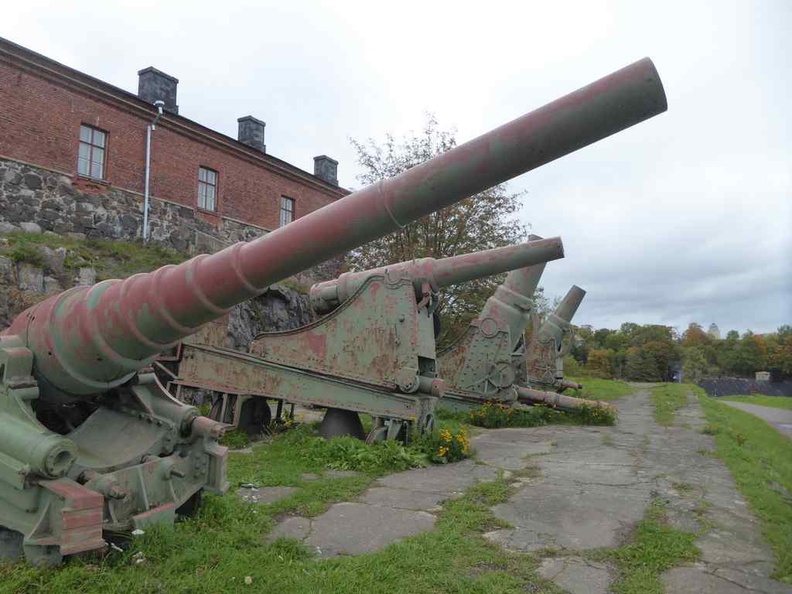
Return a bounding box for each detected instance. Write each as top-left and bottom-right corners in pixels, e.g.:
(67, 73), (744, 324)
(682, 323), (710, 348)
(624, 347), (661, 381)
(586, 349), (612, 378)
(682, 346), (709, 382)
(349, 115), (527, 345)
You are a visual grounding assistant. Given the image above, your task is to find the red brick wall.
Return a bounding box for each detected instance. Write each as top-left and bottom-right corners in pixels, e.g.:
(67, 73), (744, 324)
(0, 60), (341, 231)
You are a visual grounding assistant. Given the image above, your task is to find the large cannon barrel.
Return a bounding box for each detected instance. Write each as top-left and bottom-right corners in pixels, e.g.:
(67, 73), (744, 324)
(537, 285), (587, 346)
(477, 234), (548, 350)
(517, 385), (610, 412)
(3, 58), (666, 404)
(310, 237), (564, 313)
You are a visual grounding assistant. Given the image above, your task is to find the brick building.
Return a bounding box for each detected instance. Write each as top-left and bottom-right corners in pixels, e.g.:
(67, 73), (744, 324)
(0, 36), (348, 252)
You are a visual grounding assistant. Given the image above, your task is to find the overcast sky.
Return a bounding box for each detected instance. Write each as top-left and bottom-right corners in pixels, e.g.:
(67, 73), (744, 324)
(2, 0), (789, 335)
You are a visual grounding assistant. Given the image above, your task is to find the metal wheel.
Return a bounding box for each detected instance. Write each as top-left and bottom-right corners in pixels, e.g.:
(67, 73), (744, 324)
(176, 489), (203, 518)
(319, 408), (365, 440)
(366, 425), (388, 444)
(237, 398), (272, 438)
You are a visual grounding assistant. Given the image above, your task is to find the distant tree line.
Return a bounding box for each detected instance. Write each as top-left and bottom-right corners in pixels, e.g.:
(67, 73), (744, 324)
(567, 323), (792, 383)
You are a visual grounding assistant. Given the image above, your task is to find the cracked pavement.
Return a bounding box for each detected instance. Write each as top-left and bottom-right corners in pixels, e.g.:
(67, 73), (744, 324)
(263, 389), (790, 592)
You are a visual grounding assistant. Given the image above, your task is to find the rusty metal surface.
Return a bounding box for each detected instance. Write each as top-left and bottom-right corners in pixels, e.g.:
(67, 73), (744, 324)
(516, 385), (609, 412)
(2, 58), (666, 404)
(175, 343), (432, 421)
(311, 238), (563, 313)
(525, 285), (586, 389)
(0, 58), (668, 563)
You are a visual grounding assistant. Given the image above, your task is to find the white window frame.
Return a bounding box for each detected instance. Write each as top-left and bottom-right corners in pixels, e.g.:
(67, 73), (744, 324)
(280, 196), (295, 227)
(198, 167), (218, 211)
(78, 125), (107, 180)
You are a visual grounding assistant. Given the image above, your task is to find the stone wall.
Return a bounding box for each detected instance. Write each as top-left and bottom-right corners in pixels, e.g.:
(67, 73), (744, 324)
(0, 158), (344, 284)
(0, 158), (265, 251)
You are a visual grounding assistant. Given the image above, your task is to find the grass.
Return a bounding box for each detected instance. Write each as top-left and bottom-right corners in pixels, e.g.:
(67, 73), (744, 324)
(699, 393), (792, 584)
(0, 230), (187, 281)
(721, 395), (792, 410)
(461, 399), (618, 430)
(649, 383), (691, 426)
(604, 498), (700, 594)
(568, 377), (634, 402)
(0, 450), (557, 593)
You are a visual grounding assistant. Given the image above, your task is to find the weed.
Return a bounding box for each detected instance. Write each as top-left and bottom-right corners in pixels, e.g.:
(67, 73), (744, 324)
(468, 400), (616, 429)
(700, 394), (792, 583)
(702, 423), (720, 435)
(219, 429), (250, 449)
(608, 498), (700, 594)
(721, 395), (792, 411)
(419, 425), (471, 464)
(649, 384), (690, 426)
(567, 376), (634, 402)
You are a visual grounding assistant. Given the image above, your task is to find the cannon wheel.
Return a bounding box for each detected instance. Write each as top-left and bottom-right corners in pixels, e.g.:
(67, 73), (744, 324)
(176, 489), (203, 518)
(237, 397), (272, 438)
(320, 408), (365, 440)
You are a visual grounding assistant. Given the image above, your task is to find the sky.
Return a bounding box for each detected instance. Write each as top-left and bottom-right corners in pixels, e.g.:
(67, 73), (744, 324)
(2, 0), (790, 335)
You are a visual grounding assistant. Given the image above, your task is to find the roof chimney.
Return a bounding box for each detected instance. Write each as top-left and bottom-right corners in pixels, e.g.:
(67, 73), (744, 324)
(313, 155), (338, 186)
(137, 67), (179, 114)
(237, 116), (266, 153)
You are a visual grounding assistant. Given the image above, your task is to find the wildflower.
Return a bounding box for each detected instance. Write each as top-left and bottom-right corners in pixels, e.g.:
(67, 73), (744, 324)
(438, 446), (448, 457)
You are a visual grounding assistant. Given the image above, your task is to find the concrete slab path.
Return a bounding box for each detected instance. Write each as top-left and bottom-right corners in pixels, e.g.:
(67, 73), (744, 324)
(264, 391), (789, 593)
(720, 400), (792, 438)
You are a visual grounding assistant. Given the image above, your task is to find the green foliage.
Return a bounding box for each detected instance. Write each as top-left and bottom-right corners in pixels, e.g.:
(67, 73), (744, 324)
(585, 348), (612, 378)
(299, 435), (429, 473)
(468, 400), (617, 428)
(682, 346), (709, 383)
(570, 377), (634, 402)
(608, 499), (700, 594)
(700, 395), (792, 583)
(570, 402), (618, 426)
(571, 320), (792, 382)
(418, 425), (471, 464)
(649, 383), (691, 426)
(0, 443), (549, 593)
(624, 347), (661, 382)
(348, 115), (527, 347)
(0, 231), (187, 280)
(219, 429), (250, 449)
(468, 401), (556, 428)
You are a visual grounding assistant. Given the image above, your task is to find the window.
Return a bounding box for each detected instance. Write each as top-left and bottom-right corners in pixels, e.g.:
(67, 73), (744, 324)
(198, 167), (218, 211)
(280, 196), (295, 227)
(78, 125), (107, 179)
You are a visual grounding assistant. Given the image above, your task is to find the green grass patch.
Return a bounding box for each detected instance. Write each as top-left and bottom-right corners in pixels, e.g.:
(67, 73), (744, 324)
(0, 230), (187, 280)
(649, 383), (691, 426)
(569, 377), (634, 402)
(468, 400), (617, 429)
(700, 395), (792, 583)
(0, 467), (556, 593)
(722, 395), (792, 410)
(606, 498), (700, 594)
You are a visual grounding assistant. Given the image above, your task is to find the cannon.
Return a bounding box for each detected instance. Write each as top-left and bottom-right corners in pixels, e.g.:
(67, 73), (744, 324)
(524, 285), (586, 393)
(0, 56), (666, 564)
(162, 238), (564, 441)
(437, 242), (609, 412)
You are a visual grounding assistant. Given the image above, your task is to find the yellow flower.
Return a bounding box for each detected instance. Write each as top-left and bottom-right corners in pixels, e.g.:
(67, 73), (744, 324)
(438, 446), (448, 457)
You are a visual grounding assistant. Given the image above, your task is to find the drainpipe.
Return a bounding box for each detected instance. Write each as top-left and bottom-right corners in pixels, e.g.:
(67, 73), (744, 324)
(143, 100), (165, 241)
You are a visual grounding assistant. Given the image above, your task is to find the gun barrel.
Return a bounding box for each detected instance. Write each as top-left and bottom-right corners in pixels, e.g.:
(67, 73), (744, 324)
(311, 237), (563, 312)
(555, 285), (586, 322)
(517, 385), (610, 412)
(433, 238), (563, 288)
(4, 58), (666, 402)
